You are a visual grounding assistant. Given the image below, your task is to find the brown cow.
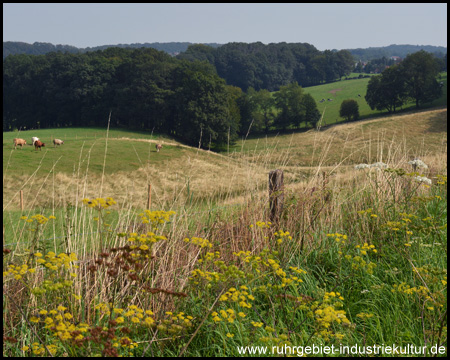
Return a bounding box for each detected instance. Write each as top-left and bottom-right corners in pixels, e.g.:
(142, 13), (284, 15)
(34, 140), (45, 151)
(155, 144), (163, 152)
(13, 138), (27, 149)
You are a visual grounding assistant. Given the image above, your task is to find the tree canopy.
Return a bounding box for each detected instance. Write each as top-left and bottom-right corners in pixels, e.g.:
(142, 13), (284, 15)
(365, 50), (443, 112)
(177, 42), (355, 91)
(3, 48), (238, 148)
(339, 99), (360, 122)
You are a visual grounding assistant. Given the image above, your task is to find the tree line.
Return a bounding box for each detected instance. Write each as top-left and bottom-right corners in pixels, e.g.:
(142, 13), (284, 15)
(177, 42), (355, 91)
(365, 50), (444, 112)
(355, 53), (446, 74)
(3, 41), (222, 59)
(3, 47), (321, 148)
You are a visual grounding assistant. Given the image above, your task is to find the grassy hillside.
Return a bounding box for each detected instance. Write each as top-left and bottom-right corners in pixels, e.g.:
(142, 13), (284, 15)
(229, 108), (447, 166)
(303, 72), (447, 126)
(3, 108), (447, 214)
(3, 107), (447, 356)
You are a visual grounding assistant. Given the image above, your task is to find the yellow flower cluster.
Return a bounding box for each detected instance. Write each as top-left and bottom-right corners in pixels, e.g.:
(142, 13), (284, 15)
(197, 251), (221, 264)
(29, 306), (88, 344)
(189, 268), (221, 284)
(249, 221), (272, 229)
(184, 236), (213, 248)
(21, 214), (56, 225)
(234, 248), (307, 289)
(82, 197), (117, 209)
(344, 254), (377, 274)
(414, 265), (447, 290)
(35, 251), (78, 270)
(138, 210), (175, 228)
(357, 208), (379, 217)
(114, 336), (139, 350)
(392, 282), (432, 298)
(127, 232), (167, 244)
(3, 263), (36, 280)
(96, 303), (157, 327)
(384, 214), (417, 232)
(233, 251), (258, 267)
(327, 233), (348, 244)
(436, 174), (447, 185)
(259, 333), (290, 348)
(4, 252), (77, 285)
(312, 292), (350, 332)
(355, 242), (377, 255)
(211, 308), (242, 323)
(274, 230), (292, 244)
(22, 343), (58, 356)
(251, 321), (264, 327)
(356, 312), (374, 320)
(156, 311), (194, 334)
(218, 286), (255, 309)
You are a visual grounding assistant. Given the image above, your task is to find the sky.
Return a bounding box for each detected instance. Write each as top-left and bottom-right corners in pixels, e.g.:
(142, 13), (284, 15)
(3, 3), (447, 51)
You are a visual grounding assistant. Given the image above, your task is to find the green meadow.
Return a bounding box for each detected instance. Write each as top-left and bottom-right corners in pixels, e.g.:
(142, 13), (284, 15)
(304, 72), (447, 126)
(3, 128), (181, 176)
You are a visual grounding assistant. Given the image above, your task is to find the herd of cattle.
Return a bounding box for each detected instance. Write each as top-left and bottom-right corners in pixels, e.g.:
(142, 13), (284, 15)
(12, 137), (164, 153)
(13, 137), (64, 150)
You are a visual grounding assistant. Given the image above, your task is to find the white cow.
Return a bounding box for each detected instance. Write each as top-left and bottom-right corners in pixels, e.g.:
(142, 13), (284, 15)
(53, 139), (64, 147)
(31, 137), (39, 145)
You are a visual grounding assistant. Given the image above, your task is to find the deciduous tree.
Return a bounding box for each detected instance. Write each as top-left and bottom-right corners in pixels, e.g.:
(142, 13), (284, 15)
(339, 99), (359, 122)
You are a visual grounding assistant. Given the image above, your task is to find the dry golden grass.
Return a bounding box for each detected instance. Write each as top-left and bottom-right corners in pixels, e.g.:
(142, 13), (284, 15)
(3, 108), (447, 213)
(232, 108), (447, 166)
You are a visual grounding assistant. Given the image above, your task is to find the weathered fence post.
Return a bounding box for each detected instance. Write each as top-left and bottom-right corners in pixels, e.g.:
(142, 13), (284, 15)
(20, 190), (24, 211)
(147, 184), (152, 210)
(269, 169), (284, 223)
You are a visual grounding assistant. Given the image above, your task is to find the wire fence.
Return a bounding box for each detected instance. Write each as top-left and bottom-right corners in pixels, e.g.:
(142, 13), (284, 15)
(4, 170), (279, 254)
(3, 201), (254, 249)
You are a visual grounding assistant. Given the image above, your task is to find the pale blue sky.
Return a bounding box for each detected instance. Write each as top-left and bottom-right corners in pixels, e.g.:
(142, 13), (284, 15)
(3, 3), (447, 50)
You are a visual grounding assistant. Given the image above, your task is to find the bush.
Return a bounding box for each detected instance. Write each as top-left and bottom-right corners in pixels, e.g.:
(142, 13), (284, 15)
(339, 99), (360, 122)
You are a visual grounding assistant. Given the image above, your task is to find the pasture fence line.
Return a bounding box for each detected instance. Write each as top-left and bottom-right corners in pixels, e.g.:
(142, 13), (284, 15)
(4, 169), (285, 249)
(3, 201), (248, 249)
(11, 167), (285, 214)
(20, 190), (24, 211)
(147, 184), (152, 210)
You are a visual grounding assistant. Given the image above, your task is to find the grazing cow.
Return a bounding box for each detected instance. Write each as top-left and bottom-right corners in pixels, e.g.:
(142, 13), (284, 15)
(13, 138), (27, 149)
(53, 139), (64, 147)
(34, 140), (45, 151)
(155, 144), (163, 152)
(31, 137), (39, 145)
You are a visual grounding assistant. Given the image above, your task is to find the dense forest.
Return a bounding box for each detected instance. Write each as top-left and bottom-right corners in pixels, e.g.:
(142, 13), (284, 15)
(177, 42), (355, 91)
(4, 40), (446, 62)
(347, 44), (447, 61)
(3, 47), (322, 148)
(3, 48), (234, 148)
(2, 41), (222, 59)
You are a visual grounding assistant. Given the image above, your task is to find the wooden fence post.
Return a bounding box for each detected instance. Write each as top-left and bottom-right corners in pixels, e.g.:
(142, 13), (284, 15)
(147, 184), (152, 210)
(20, 190), (24, 211)
(269, 169), (284, 223)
